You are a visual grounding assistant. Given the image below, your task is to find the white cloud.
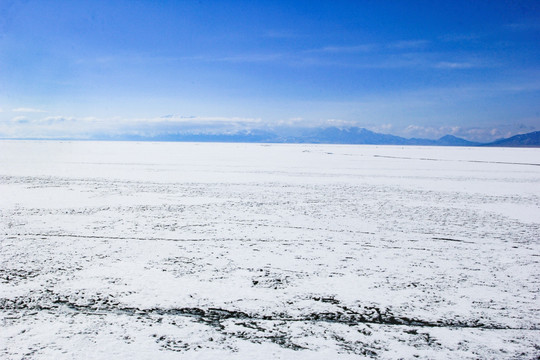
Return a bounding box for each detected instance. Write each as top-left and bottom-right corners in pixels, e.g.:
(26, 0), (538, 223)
(264, 30), (299, 39)
(434, 61), (475, 69)
(11, 116), (29, 124)
(387, 40), (429, 49)
(218, 53), (284, 63)
(323, 119), (359, 127)
(306, 40), (429, 55)
(0, 114), (267, 139)
(12, 107), (47, 113)
(403, 125), (442, 138)
(439, 33), (482, 42)
(307, 44), (376, 54)
(148, 116), (262, 124)
(367, 123), (394, 133)
(40, 116), (78, 124)
(504, 22), (540, 31)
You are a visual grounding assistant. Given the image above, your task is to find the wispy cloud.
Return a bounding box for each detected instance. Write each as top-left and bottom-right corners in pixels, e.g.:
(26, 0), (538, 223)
(160, 114), (196, 119)
(39, 116), (77, 124)
(434, 61), (476, 69)
(388, 39), (429, 49)
(263, 30), (300, 39)
(201, 39), (431, 66)
(73, 37), (490, 72)
(203, 39), (494, 72)
(306, 39), (428, 54)
(217, 53), (285, 63)
(306, 44), (376, 54)
(271, 117), (361, 128)
(367, 123), (394, 134)
(148, 115), (259, 123)
(205, 50), (436, 69)
(10, 116), (29, 124)
(504, 22), (540, 31)
(439, 33), (482, 42)
(12, 107), (47, 113)
(0, 114), (265, 139)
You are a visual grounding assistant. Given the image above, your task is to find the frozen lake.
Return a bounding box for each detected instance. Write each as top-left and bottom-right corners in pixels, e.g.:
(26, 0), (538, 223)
(1, 141), (539, 359)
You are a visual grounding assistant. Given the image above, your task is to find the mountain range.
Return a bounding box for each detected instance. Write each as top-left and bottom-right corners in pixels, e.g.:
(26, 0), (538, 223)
(106, 128), (540, 147)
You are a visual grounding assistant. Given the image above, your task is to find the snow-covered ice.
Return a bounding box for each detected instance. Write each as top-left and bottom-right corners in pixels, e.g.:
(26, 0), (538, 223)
(1, 141), (539, 359)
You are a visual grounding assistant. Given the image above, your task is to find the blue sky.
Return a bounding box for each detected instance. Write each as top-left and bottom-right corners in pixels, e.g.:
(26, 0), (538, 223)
(0, 0), (539, 141)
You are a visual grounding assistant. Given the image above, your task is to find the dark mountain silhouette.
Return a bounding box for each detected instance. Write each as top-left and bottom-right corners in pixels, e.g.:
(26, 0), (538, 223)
(269, 127), (480, 146)
(483, 131), (540, 147)
(281, 127), (413, 144)
(435, 135), (481, 146)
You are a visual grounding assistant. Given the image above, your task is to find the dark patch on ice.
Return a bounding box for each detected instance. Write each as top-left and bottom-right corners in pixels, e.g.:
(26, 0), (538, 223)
(264, 334), (306, 351)
(1, 296), (535, 331)
(333, 334), (380, 357)
(251, 269), (292, 289)
(0, 269), (40, 283)
(432, 237), (474, 244)
(312, 296), (340, 304)
(153, 334), (201, 352)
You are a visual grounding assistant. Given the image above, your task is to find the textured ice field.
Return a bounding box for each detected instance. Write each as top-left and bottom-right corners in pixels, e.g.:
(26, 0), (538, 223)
(1, 141), (539, 359)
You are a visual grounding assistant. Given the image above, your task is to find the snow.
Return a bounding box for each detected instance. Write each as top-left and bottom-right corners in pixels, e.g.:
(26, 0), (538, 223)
(1, 141), (539, 359)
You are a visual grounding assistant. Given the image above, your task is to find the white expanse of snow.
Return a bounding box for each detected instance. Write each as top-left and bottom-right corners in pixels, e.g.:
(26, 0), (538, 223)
(1, 141), (539, 359)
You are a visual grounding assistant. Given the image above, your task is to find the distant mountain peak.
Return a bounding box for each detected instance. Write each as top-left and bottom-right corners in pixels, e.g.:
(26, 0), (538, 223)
(436, 134), (480, 146)
(483, 131), (540, 147)
(438, 134), (459, 140)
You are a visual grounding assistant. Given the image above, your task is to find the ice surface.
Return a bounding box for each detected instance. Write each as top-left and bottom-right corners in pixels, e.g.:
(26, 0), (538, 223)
(1, 141), (539, 359)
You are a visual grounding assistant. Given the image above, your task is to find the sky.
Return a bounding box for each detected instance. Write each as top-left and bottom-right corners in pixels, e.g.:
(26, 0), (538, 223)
(0, 0), (539, 142)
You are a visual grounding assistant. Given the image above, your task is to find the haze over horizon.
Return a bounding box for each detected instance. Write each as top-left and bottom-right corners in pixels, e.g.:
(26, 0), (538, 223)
(1, 0), (539, 142)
